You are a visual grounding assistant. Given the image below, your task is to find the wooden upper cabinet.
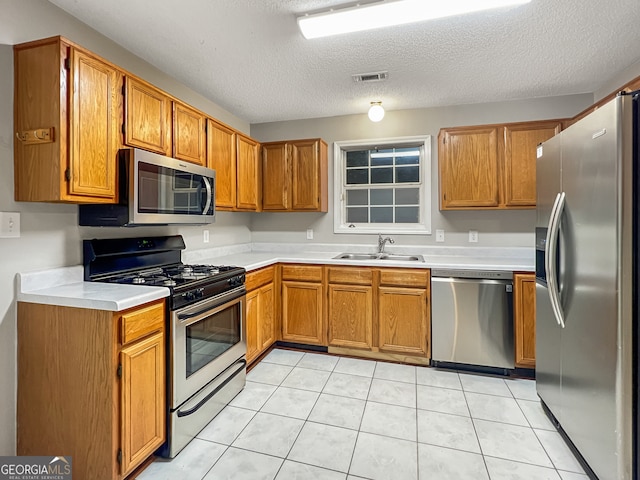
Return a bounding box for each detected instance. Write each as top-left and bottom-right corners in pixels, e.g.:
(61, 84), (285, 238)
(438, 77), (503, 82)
(69, 49), (120, 199)
(14, 37), (120, 203)
(514, 272), (536, 368)
(292, 139), (328, 211)
(207, 119), (237, 210)
(173, 101), (206, 165)
(439, 119), (564, 210)
(124, 76), (172, 156)
(439, 127), (501, 209)
(262, 143), (290, 210)
(261, 138), (328, 212)
(504, 121), (561, 207)
(236, 133), (261, 211)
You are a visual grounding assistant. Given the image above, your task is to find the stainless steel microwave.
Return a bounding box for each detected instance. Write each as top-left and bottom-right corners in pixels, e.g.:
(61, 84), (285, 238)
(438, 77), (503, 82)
(79, 149), (215, 226)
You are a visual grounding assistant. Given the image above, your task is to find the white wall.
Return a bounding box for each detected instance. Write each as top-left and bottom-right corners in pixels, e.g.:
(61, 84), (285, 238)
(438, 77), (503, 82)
(250, 94), (593, 249)
(0, 0), (252, 455)
(594, 58), (640, 102)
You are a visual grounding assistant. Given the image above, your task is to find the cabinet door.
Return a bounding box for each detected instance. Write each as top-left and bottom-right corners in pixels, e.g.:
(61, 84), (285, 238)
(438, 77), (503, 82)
(378, 286), (429, 356)
(173, 101), (206, 165)
(282, 281), (324, 345)
(68, 48), (119, 199)
(236, 134), (261, 210)
(120, 331), (165, 476)
(262, 143), (290, 210)
(245, 288), (260, 364)
(504, 122), (561, 207)
(328, 284), (373, 350)
(291, 139), (321, 210)
(514, 273), (536, 368)
(246, 282), (276, 365)
(124, 76), (172, 155)
(259, 283), (276, 351)
(207, 119), (236, 209)
(439, 127), (500, 209)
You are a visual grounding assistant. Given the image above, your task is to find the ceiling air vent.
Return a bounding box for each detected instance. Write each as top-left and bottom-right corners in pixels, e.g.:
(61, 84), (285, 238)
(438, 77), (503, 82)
(352, 71), (388, 83)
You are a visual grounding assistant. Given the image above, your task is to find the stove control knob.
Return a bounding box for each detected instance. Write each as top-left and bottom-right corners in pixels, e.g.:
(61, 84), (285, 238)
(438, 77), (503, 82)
(183, 292), (195, 301)
(195, 288), (204, 299)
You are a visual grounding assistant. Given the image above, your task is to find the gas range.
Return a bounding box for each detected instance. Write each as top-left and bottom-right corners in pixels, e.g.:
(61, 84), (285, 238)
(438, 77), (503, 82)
(83, 235), (246, 309)
(84, 235), (248, 458)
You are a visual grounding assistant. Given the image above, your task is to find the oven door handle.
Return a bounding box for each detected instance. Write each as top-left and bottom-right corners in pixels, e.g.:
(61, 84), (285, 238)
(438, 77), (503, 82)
(176, 288), (245, 324)
(176, 358), (246, 418)
(177, 298), (242, 324)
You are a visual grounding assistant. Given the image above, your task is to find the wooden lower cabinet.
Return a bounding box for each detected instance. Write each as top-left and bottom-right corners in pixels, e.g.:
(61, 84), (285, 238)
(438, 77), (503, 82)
(328, 284), (373, 350)
(17, 299), (166, 480)
(281, 264), (325, 345)
(245, 266), (277, 364)
(327, 266), (431, 361)
(378, 286), (429, 356)
(514, 272), (536, 368)
(120, 331), (165, 474)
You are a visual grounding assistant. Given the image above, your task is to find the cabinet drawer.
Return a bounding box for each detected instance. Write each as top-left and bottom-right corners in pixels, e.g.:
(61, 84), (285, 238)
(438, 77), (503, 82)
(380, 269), (430, 287)
(246, 265), (275, 291)
(120, 301), (165, 345)
(281, 264), (323, 282)
(328, 267), (373, 285)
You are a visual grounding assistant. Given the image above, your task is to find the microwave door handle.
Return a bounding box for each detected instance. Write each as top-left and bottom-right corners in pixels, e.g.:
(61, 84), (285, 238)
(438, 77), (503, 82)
(202, 177), (212, 215)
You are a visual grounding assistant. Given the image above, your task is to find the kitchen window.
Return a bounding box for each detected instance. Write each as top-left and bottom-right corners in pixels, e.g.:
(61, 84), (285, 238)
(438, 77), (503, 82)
(333, 136), (431, 234)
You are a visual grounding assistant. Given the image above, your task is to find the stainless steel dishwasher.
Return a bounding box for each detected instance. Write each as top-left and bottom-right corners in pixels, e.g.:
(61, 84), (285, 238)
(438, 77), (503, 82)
(431, 269), (514, 371)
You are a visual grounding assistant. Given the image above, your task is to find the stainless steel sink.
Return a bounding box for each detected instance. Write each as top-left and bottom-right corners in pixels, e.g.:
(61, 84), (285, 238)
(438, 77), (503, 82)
(333, 253), (424, 262)
(334, 253), (381, 260)
(379, 254), (424, 262)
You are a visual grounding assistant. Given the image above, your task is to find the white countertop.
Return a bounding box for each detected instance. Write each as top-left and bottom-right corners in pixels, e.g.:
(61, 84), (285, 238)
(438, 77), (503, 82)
(17, 265), (169, 311)
(16, 243), (534, 310)
(184, 243), (535, 273)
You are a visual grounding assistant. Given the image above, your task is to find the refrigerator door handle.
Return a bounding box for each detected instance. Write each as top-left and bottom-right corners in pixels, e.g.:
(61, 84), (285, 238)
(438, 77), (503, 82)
(546, 191), (566, 328)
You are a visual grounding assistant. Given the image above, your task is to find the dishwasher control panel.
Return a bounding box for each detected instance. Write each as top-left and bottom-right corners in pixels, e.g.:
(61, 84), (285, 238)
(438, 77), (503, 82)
(430, 269), (513, 280)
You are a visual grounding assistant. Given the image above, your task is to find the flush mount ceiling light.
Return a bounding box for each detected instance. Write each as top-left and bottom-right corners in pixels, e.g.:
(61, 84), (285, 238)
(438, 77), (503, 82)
(368, 102), (385, 122)
(297, 0), (532, 39)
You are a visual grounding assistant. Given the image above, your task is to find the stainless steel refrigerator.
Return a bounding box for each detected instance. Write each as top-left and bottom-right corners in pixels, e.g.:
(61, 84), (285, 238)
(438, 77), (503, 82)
(535, 93), (638, 480)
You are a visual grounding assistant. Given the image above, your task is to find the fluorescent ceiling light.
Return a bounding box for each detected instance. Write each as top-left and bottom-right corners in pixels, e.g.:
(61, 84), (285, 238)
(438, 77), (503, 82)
(297, 0), (532, 39)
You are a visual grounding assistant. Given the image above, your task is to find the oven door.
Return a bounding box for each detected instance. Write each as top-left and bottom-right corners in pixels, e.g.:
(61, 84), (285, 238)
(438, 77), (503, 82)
(172, 286), (246, 408)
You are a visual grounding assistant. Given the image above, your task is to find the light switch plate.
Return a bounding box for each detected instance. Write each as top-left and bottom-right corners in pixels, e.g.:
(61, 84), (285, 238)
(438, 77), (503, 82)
(469, 230), (478, 243)
(0, 212), (20, 238)
(436, 229), (445, 242)
(203, 229), (210, 243)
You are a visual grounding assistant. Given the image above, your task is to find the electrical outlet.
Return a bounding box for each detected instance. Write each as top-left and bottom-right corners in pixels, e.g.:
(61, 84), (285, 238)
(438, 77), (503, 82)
(469, 230), (478, 243)
(0, 212), (20, 238)
(203, 229), (210, 243)
(306, 228), (314, 240)
(436, 229), (445, 242)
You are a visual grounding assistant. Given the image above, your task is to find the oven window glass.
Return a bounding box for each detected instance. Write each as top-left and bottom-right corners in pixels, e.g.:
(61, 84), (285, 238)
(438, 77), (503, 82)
(138, 161), (213, 215)
(185, 303), (241, 377)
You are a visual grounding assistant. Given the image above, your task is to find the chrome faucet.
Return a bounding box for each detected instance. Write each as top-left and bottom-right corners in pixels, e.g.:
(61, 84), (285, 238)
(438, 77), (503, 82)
(377, 234), (395, 254)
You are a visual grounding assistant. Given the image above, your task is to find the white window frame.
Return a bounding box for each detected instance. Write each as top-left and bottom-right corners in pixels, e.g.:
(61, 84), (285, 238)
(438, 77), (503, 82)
(333, 135), (432, 235)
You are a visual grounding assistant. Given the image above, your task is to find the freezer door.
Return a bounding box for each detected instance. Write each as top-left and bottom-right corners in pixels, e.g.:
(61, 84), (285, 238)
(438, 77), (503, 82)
(559, 98), (620, 480)
(535, 282), (562, 419)
(535, 132), (563, 415)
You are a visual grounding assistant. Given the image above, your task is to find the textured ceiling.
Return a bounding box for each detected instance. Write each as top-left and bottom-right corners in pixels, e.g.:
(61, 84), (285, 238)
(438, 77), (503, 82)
(47, 0), (640, 124)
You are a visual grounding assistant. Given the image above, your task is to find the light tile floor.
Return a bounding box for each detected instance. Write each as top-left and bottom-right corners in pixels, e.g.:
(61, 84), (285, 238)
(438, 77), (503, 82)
(136, 349), (590, 480)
